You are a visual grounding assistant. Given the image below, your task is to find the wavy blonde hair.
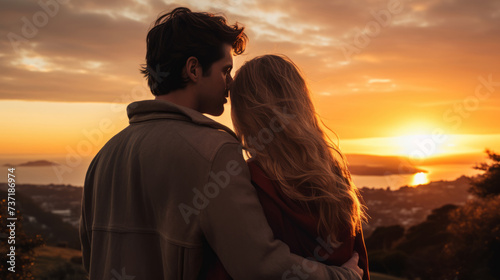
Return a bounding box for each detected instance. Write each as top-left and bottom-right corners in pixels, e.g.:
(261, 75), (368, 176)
(230, 54), (368, 241)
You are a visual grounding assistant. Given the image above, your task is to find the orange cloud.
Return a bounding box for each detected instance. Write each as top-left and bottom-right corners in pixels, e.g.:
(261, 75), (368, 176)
(0, 0), (498, 154)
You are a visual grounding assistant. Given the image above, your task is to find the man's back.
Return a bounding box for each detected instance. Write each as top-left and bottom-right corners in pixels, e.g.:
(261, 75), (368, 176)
(80, 99), (240, 279)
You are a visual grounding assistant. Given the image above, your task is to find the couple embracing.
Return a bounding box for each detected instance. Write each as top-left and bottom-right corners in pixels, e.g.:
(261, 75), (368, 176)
(80, 7), (369, 280)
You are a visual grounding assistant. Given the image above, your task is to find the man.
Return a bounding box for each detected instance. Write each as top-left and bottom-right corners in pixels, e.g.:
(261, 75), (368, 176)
(80, 7), (363, 280)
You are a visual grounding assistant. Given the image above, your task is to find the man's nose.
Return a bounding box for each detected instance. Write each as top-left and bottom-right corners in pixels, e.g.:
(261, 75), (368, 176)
(226, 73), (233, 85)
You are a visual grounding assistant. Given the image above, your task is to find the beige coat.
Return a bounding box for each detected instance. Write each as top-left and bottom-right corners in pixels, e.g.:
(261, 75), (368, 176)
(80, 99), (360, 280)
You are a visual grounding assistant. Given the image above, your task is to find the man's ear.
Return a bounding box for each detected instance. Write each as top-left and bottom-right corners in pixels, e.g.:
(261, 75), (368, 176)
(184, 56), (201, 82)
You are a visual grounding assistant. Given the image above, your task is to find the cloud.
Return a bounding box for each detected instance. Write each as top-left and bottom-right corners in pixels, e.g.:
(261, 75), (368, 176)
(0, 0), (499, 138)
(4, 160), (60, 167)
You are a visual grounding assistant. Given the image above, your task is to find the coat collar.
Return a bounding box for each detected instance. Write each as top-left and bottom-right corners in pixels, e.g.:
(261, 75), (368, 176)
(127, 99), (238, 140)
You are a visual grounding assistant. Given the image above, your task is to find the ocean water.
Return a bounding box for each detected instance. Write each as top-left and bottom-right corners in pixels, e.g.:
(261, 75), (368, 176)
(352, 164), (481, 190)
(0, 156), (482, 190)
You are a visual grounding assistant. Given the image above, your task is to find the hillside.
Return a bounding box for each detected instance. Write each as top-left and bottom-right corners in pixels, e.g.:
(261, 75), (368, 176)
(360, 176), (472, 235)
(0, 185), (81, 249)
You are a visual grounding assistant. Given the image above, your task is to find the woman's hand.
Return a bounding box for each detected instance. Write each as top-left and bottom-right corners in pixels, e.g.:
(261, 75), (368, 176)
(341, 251), (363, 280)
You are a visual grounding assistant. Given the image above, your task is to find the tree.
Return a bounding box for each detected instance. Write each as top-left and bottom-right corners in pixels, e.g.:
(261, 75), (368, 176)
(469, 149), (500, 198)
(365, 225), (405, 251)
(396, 204), (458, 279)
(443, 197), (500, 280)
(439, 150), (500, 279)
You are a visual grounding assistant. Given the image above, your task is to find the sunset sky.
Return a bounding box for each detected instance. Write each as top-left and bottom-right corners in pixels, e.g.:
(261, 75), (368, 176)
(1, 0), (500, 185)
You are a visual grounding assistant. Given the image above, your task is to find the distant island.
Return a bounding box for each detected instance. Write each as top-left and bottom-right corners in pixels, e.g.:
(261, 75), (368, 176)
(349, 165), (427, 176)
(345, 154), (428, 176)
(3, 160), (60, 167)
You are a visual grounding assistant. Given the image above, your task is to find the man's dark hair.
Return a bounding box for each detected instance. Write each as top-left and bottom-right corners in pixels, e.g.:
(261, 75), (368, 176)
(140, 7), (248, 96)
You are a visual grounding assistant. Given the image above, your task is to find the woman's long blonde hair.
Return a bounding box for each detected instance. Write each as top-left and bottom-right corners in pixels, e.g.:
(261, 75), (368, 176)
(230, 54), (368, 241)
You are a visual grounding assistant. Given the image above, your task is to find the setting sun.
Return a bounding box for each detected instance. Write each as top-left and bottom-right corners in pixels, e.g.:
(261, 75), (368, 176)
(412, 172), (429, 186)
(396, 134), (448, 159)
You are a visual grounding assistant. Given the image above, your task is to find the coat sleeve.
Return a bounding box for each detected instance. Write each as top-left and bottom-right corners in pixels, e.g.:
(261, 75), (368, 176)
(199, 143), (361, 280)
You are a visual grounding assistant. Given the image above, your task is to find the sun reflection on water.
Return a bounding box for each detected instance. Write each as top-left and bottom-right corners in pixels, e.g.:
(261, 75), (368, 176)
(411, 172), (429, 186)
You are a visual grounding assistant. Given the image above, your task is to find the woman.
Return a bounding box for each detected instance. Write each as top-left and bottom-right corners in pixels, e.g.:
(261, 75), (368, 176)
(209, 54), (369, 279)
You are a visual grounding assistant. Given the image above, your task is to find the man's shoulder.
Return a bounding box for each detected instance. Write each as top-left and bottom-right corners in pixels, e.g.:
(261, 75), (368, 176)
(175, 122), (241, 162)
